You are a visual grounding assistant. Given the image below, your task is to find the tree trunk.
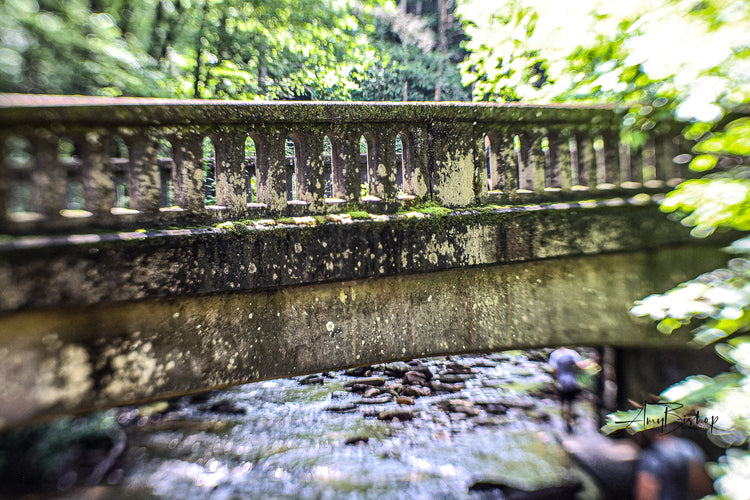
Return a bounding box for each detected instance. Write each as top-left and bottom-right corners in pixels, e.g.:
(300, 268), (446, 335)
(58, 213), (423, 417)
(148, 0), (166, 60)
(435, 0), (450, 101)
(193, 49), (203, 98)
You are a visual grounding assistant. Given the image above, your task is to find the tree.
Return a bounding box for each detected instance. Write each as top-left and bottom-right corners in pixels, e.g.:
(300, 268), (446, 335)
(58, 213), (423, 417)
(350, 0), (470, 101)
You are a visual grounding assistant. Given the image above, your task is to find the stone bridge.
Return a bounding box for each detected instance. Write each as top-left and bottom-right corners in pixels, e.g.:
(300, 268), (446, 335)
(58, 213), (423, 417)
(0, 95), (725, 429)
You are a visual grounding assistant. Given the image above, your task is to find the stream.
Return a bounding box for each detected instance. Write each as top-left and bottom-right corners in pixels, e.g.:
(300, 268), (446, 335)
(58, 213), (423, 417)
(8, 350), (605, 499)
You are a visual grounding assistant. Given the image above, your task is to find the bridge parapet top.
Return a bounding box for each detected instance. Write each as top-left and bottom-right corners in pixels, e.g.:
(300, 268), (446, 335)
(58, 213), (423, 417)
(0, 94), (688, 234)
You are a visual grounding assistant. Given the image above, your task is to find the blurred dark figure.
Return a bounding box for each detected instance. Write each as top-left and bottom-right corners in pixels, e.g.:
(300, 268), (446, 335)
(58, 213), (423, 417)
(634, 431), (714, 500)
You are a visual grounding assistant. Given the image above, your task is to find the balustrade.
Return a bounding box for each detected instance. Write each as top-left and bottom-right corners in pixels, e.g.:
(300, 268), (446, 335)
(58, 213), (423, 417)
(0, 96), (688, 234)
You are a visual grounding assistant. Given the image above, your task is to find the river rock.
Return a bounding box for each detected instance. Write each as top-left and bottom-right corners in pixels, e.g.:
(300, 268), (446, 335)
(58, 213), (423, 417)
(380, 362), (412, 377)
(344, 366), (372, 377)
(396, 396), (415, 405)
(476, 403), (508, 415)
(362, 387), (381, 398)
(527, 410), (551, 423)
(344, 376), (385, 387)
(429, 381), (462, 393)
(400, 385), (431, 398)
(494, 398), (535, 410)
(356, 395), (393, 405)
(344, 436), (369, 446)
(323, 404), (357, 413)
(207, 399), (245, 415)
(439, 399), (480, 416)
(410, 365), (433, 381)
(525, 350), (549, 362)
(403, 371), (428, 385)
(378, 407), (415, 421)
(443, 363), (473, 374)
(298, 374), (325, 385)
(468, 480), (582, 499)
(438, 373), (472, 383)
(346, 384), (373, 393)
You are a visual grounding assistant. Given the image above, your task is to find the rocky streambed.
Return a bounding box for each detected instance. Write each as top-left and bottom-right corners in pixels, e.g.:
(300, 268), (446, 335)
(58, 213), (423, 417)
(3, 350), (605, 499)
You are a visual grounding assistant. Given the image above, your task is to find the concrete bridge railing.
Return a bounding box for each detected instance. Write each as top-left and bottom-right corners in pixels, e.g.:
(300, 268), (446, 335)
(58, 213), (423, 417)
(0, 95), (685, 234)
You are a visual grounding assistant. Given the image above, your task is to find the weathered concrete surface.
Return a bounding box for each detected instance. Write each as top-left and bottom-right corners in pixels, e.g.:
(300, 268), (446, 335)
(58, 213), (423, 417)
(0, 200), (714, 312)
(0, 244), (727, 428)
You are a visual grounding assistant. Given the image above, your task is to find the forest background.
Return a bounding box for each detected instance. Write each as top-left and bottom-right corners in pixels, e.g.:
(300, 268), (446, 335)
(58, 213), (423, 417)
(2, 0), (750, 498)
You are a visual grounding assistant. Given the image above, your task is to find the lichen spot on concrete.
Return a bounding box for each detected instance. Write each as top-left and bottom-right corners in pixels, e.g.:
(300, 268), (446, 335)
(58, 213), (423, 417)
(326, 321), (335, 333)
(339, 291), (347, 303)
(35, 345), (93, 407)
(294, 242), (303, 254)
(173, 312), (179, 319)
(248, 263), (257, 273)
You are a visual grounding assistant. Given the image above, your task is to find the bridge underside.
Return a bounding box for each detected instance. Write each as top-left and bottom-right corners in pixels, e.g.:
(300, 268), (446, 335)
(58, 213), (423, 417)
(0, 242), (725, 428)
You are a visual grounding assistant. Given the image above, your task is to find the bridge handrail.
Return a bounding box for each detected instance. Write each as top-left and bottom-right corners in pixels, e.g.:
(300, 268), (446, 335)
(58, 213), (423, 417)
(0, 95), (686, 234)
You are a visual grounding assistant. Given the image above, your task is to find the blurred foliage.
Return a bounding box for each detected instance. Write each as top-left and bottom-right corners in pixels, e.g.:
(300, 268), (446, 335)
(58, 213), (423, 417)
(456, 0), (750, 144)
(456, 1), (750, 498)
(0, 0), (469, 101)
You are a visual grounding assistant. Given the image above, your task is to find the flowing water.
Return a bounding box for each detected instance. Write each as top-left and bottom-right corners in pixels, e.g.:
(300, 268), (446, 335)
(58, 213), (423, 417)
(13, 351), (605, 499)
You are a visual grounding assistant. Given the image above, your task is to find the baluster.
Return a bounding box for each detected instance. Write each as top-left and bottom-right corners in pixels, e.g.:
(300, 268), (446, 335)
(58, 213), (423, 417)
(172, 133), (204, 212)
(575, 132), (596, 190)
(264, 130), (291, 212)
(340, 129), (364, 204)
(628, 142), (644, 188)
(429, 122), (476, 205)
(33, 133), (66, 220)
(327, 133), (346, 201)
(80, 130), (113, 217)
(128, 133), (161, 213)
(293, 129), (326, 211)
(367, 129), (398, 204)
(497, 132), (519, 196)
(641, 136), (658, 188)
(655, 134), (679, 186)
(601, 130), (621, 188)
(531, 130), (547, 194)
(545, 128), (570, 191)
(215, 131), (247, 213)
(515, 131), (538, 193)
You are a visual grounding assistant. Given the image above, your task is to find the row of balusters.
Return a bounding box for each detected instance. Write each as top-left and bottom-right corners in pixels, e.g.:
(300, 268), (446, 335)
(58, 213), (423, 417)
(1, 125), (687, 228)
